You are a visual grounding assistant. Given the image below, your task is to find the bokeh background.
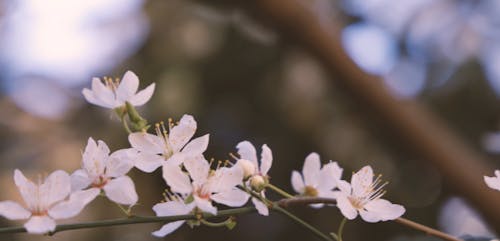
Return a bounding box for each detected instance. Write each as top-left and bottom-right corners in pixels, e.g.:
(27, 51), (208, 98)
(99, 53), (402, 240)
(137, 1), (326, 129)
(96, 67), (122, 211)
(0, 0), (499, 240)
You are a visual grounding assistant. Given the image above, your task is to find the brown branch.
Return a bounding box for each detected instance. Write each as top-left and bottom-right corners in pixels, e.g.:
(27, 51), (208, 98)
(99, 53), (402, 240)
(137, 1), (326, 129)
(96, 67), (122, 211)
(221, 0), (500, 232)
(395, 218), (462, 241)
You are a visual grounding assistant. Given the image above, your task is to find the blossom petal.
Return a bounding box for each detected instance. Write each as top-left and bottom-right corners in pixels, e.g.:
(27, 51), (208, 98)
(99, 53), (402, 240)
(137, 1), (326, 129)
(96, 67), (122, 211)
(24, 216), (56, 234)
(317, 162), (343, 191)
(182, 134), (209, 156)
(162, 164), (192, 194)
(0, 201), (31, 220)
(337, 180), (352, 194)
(153, 201), (194, 217)
(169, 115), (197, 152)
(116, 71), (139, 102)
(360, 199), (405, 222)
(70, 169), (92, 191)
(208, 166), (244, 193)
(14, 169), (37, 209)
(103, 176), (138, 205)
(303, 153), (321, 187)
(152, 221), (185, 237)
(251, 197), (269, 216)
(134, 152), (164, 173)
(291, 171), (305, 194)
(129, 83), (156, 106)
(351, 166), (374, 197)
(49, 188), (100, 219)
(128, 132), (164, 154)
(194, 196), (217, 215)
(40, 170), (71, 207)
(259, 144), (272, 175)
(336, 195), (358, 220)
(211, 189), (249, 207)
(484, 170), (500, 191)
(89, 78), (118, 108)
(166, 152), (186, 166)
(236, 141), (258, 167)
(184, 155), (209, 184)
(82, 138), (109, 178)
(106, 149), (135, 178)
(82, 88), (112, 108)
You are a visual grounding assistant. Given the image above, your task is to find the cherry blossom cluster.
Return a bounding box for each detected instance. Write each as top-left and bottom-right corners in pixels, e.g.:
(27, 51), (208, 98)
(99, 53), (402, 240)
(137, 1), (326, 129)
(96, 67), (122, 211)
(0, 71), (411, 237)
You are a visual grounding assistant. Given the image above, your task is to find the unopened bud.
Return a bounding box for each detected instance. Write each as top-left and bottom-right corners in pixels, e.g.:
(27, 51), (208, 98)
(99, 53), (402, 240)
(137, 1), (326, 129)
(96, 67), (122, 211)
(237, 159), (256, 179)
(250, 175), (267, 192)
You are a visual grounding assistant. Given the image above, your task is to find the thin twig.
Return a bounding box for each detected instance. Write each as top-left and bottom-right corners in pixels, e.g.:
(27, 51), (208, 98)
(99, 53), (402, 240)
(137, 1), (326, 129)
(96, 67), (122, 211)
(395, 218), (462, 241)
(272, 205), (334, 241)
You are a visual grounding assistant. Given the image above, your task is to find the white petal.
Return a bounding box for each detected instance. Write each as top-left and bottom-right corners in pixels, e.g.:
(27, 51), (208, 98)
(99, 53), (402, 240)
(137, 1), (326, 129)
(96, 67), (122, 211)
(169, 115), (197, 152)
(0, 201), (31, 220)
(106, 149), (135, 178)
(130, 83), (156, 106)
(182, 134), (209, 156)
(152, 221), (185, 237)
(153, 201), (194, 216)
(317, 162), (343, 191)
(82, 88), (111, 108)
(40, 170), (71, 207)
(211, 189), (249, 207)
(184, 155), (209, 184)
(70, 169), (92, 191)
(90, 78), (118, 108)
(14, 169), (37, 209)
(251, 197), (269, 216)
(259, 144), (273, 175)
(116, 71), (139, 102)
(236, 141), (258, 167)
(336, 195), (358, 220)
(351, 166), (374, 197)
(162, 164), (193, 194)
(82, 138), (109, 178)
(361, 199), (405, 222)
(103, 176), (138, 205)
(134, 152), (164, 173)
(337, 180), (352, 194)
(208, 166), (244, 193)
(194, 196), (217, 215)
(484, 170), (500, 191)
(166, 152), (186, 166)
(24, 216), (56, 234)
(291, 171), (305, 194)
(303, 153), (321, 187)
(128, 132), (164, 154)
(49, 188), (100, 219)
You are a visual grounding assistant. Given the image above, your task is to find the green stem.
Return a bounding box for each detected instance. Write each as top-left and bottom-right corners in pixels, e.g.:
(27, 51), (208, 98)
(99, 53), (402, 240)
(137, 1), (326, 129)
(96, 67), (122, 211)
(266, 183), (294, 199)
(337, 218), (347, 241)
(0, 207), (256, 235)
(120, 114), (132, 134)
(199, 218), (232, 228)
(272, 205), (334, 241)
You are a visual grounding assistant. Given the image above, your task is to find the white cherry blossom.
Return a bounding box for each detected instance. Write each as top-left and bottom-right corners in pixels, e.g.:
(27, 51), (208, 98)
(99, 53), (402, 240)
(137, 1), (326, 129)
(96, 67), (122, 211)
(162, 156), (248, 215)
(335, 166), (405, 222)
(0, 169), (98, 234)
(235, 141), (272, 216)
(291, 152), (343, 208)
(70, 138), (138, 206)
(128, 114), (209, 172)
(484, 170), (500, 191)
(82, 70), (155, 109)
(151, 196), (195, 237)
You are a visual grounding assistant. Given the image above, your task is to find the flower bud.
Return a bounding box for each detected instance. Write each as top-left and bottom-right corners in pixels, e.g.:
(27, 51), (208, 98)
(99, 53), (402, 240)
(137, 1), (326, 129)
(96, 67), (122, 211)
(237, 159), (256, 179)
(250, 175), (267, 192)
